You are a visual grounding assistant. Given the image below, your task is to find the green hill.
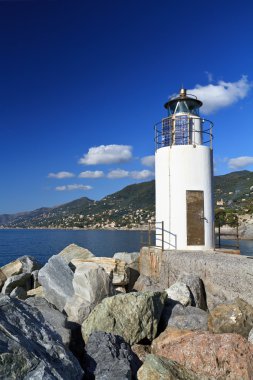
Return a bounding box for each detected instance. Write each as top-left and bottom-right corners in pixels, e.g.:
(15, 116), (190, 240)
(0, 171), (252, 229)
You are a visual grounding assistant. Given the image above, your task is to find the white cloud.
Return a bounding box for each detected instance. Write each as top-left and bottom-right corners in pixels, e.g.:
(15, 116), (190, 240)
(107, 168), (155, 180)
(205, 71), (213, 83)
(55, 184), (92, 191)
(79, 170), (104, 178)
(79, 144), (133, 165)
(188, 75), (251, 114)
(141, 155), (155, 167)
(48, 171), (75, 179)
(130, 170), (154, 180)
(228, 156), (253, 169)
(107, 169), (129, 179)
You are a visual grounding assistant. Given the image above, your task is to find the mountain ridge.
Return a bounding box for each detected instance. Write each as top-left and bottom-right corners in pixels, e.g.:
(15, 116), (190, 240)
(1, 171), (253, 229)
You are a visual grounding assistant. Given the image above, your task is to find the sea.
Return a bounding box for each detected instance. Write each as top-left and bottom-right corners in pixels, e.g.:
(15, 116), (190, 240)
(0, 229), (252, 267)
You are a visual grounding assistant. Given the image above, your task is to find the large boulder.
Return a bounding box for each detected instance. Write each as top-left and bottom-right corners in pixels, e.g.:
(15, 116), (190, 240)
(151, 327), (253, 379)
(137, 354), (203, 380)
(26, 297), (71, 346)
(84, 331), (141, 379)
(58, 243), (94, 264)
(64, 262), (114, 324)
(0, 269), (7, 290)
(178, 273), (207, 310)
(1, 256), (40, 278)
(38, 255), (74, 311)
(1, 272), (32, 295)
(72, 257), (129, 286)
(82, 291), (167, 345)
(0, 295), (83, 379)
(160, 302), (208, 332)
(18, 255), (41, 273)
(113, 252), (140, 291)
(166, 282), (192, 306)
(208, 297), (253, 338)
(133, 274), (162, 292)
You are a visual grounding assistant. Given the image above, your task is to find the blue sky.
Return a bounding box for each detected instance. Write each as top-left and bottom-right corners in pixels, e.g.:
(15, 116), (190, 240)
(0, 0), (253, 214)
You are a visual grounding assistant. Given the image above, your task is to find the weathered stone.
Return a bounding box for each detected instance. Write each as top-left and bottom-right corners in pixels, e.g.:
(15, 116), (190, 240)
(248, 327), (253, 344)
(208, 297), (253, 338)
(27, 285), (45, 298)
(166, 282), (191, 306)
(84, 331), (141, 379)
(0, 268), (7, 291)
(0, 295), (83, 379)
(82, 291), (167, 345)
(131, 344), (151, 363)
(72, 256), (129, 286)
(58, 243), (94, 264)
(133, 274), (162, 292)
(38, 255), (74, 311)
(10, 286), (27, 300)
(1, 272), (32, 295)
(137, 354), (203, 380)
(160, 302), (208, 332)
(26, 297), (71, 346)
(31, 269), (40, 288)
(18, 255), (41, 273)
(64, 262), (114, 324)
(1, 259), (23, 278)
(139, 247), (253, 310)
(152, 327), (253, 379)
(178, 273), (207, 310)
(113, 252), (140, 291)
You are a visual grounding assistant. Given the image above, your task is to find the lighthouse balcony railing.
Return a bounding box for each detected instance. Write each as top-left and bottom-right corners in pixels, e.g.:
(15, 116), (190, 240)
(154, 115), (213, 150)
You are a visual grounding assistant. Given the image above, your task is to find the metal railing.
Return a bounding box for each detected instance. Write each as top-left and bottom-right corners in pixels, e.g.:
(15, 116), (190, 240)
(154, 115), (213, 150)
(140, 221), (164, 251)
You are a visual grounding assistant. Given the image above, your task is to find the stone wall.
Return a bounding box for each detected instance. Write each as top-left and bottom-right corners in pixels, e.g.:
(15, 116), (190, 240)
(139, 247), (253, 310)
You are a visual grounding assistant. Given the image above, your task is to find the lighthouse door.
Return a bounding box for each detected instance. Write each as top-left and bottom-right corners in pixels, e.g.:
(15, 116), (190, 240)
(186, 190), (205, 245)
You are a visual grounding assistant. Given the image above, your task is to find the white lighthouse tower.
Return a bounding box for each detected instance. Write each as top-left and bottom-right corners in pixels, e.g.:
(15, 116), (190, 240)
(155, 88), (214, 250)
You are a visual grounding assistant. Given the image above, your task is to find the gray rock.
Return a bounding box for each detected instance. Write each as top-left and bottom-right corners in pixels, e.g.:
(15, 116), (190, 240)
(137, 354), (203, 380)
(178, 273), (207, 310)
(82, 291), (167, 345)
(166, 282), (192, 306)
(64, 262), (114, 324)
(84, 331), (141, 379)
(19, 255), (41, 273)
(113, 252), (140, 291)
(10, 286), (27, 300)
(248, 328), (253, 344)
(1, 272), (32, 295)
(160, 302), (208, 332)
(133, 274), (162, 292)
(31, 269), (40, 288)
(0, 295), (83, 379)
(38, 255), (74, 311)
(25, 297), (71, 346)
(208, 297), (253, 338)
(58, 243), (94, 264)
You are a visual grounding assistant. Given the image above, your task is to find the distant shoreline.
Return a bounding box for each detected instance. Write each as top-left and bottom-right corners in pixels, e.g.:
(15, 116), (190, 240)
(0, 226), (252, 240)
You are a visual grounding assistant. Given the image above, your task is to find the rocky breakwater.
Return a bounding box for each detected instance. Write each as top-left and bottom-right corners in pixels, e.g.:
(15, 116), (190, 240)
(1, 244), (253, 379)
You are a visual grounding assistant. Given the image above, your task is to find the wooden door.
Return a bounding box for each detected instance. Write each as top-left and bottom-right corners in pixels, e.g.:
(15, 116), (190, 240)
(186, 190), (205, 245)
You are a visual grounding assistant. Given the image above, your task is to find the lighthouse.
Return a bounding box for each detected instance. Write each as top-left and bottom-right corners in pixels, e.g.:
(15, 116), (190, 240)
(155, 88), (214, 250)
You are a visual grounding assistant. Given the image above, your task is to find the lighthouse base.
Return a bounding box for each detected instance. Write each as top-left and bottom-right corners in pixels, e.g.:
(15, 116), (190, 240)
(155, 144), (214, 250)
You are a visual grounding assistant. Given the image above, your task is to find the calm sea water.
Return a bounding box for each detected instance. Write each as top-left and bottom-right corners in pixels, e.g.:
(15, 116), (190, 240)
(0, 229), (154, 267)
(0, 229), (252, 267)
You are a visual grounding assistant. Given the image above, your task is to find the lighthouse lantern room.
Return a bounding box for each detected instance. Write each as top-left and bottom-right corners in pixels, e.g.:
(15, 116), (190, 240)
(155, 89), (214, 250)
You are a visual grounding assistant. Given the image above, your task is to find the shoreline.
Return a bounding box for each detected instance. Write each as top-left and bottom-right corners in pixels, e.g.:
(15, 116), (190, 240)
(0, 226), (252, 240)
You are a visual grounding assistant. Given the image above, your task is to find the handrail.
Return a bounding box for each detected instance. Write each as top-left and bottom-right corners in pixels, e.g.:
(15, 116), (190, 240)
(154, 115), (213, 150)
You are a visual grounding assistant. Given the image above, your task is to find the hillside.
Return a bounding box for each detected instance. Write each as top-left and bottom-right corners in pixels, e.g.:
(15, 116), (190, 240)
(0, 171), (253, 229)
(214, 170), (253, 213)
(0, 181), (155, 229)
